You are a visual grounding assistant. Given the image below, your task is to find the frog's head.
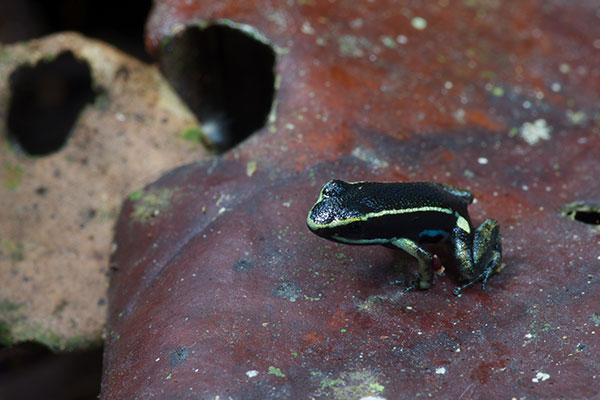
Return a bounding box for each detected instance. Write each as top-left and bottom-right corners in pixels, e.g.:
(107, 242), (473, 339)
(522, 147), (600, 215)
(306, 180), (364, 238)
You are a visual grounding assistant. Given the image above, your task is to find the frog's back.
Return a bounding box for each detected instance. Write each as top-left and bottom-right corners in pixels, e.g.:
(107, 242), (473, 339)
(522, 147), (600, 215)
(344, 181), (472, 216)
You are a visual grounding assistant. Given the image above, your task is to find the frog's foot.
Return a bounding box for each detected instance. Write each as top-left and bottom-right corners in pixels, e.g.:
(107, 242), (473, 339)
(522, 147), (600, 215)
(451, 218), (503, 295)
(391, 279), (430, 292)
(391, 238), (435, 291)
(453, 251), (502, 295)
(480, 251), (502, 289)
(452, 271), (486, 295)
(404, 282), (418, 292)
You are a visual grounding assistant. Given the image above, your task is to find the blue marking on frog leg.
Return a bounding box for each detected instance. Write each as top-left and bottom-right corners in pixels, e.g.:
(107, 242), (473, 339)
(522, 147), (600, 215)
(419, 229), (449, 241)
(391, 238), (434, 290)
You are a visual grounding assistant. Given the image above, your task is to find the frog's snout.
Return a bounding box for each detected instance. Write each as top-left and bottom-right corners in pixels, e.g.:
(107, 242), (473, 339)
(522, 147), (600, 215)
(307, 201), (335, 227)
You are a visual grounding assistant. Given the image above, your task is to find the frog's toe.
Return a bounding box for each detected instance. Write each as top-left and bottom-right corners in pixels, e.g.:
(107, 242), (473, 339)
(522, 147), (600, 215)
(404, 284), (417, 293)
(453, 271), (486, 295)
(453, 281), (473, 296)
(479, 252), (502, 289)
(404, 280), (419, 292)
(480, 269), (493, 290)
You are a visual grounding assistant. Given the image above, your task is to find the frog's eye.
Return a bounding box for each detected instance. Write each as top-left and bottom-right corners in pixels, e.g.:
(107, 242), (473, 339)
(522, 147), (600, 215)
(321, 180), (347, 198)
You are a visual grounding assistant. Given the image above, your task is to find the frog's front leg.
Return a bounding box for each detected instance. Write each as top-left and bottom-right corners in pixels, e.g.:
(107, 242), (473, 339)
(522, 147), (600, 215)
(451, 218), (502, 295)
(390, 238), (435, 290)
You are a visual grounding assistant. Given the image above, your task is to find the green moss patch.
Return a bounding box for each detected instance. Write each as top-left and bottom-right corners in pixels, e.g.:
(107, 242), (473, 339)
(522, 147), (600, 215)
(0, 240), (25, 262)
(0, 299), (95, 350)
(314, 369), (385, 399)
(2, 162), (23, 189)
(0, 300), (25, 347)
(131, 187), (174, 223)
(180, 125), (206, 143)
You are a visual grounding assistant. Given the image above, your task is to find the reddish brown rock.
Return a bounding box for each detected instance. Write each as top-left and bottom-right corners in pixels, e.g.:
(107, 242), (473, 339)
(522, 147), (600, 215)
(102, 1), (600, 398)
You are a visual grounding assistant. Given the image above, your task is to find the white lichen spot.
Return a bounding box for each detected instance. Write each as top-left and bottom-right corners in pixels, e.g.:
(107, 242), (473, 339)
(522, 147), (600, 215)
(338, 35), (370, 57)
(115, 112), (126, 122)
(454, 108), (466, 124)
(532, 372), (550, 383)
(477, 157), (488, 165)
(246, 161), (257, 177)
(519, 119), (551, 145)
(380, 35), (397, 48)
(267, 11), (288, 30)
(352, 147), (389, 169)
(350, 18), (364, 29)
(301, 21), (315, 35)
(396, 35), (408, 44)
(246, 370), (259, 378)
(559, 63), (570, 74)
(491, 86), (504, 97)
(411, 17), (428, 30)
(435, 367), (447, 374)
(551, 82), (562, 92)
(566, 110), (588, 125)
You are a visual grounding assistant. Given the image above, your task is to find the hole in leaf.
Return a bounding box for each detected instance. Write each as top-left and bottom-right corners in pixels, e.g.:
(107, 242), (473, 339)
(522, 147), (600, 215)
(562, 203), (600, 225)
(159, 23), (276, 152)
(7, 51), (97, 156)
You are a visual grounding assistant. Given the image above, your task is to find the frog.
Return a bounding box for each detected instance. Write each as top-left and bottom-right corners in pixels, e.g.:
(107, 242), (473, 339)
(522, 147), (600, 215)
(306, 180), (502, 295)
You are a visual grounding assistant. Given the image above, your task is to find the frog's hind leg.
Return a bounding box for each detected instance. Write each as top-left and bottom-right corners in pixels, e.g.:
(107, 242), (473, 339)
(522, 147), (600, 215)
(472, 218), (502, 289)
(452, 218), (502, 295)
(390, 238), (435, 290)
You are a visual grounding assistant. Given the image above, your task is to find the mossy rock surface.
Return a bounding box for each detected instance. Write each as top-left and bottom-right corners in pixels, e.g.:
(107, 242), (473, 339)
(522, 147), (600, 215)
(0, 32), (208, 351)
